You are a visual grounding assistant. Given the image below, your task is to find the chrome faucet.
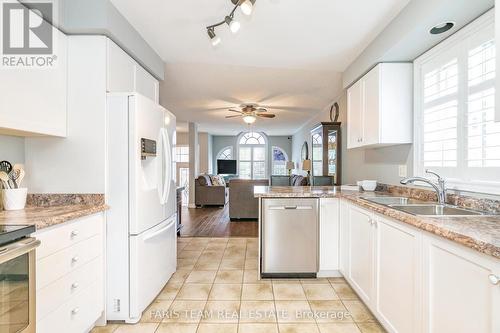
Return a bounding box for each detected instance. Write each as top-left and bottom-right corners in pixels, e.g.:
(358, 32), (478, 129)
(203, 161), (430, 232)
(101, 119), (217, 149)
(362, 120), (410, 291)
(400, 169), (447, 205)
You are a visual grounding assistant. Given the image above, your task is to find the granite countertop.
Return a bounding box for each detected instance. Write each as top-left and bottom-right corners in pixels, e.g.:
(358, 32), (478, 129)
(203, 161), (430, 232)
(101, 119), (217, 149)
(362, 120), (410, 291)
(0, 194), (108, 230)
(254, 186), (500, 260)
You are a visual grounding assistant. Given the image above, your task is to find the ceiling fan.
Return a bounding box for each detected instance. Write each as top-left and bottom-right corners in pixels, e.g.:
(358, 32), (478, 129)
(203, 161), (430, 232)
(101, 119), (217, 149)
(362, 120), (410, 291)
(225, 103), (276, 124)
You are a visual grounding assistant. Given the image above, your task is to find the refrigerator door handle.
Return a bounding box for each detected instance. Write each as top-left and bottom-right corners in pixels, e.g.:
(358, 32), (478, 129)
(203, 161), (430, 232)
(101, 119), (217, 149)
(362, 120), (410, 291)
(143, 218), (176, 242)
(160, 128), (172, 204)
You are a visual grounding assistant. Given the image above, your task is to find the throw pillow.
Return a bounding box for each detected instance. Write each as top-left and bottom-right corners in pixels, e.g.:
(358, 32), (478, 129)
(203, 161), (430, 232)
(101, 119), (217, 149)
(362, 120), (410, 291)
(210, 175), (226, 186)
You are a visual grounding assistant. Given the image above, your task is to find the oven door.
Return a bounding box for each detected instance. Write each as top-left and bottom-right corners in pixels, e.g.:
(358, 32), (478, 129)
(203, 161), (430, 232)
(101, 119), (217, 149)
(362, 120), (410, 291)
(0, 238), (40, 333)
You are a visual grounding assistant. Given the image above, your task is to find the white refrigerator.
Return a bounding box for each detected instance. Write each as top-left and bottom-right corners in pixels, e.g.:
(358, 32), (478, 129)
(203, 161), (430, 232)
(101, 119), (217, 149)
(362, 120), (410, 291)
(106, 93), (177, 323)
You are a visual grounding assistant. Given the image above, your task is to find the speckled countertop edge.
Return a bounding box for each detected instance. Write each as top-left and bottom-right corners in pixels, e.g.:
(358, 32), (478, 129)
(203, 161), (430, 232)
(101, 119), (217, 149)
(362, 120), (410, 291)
(254, 186), (500, 260)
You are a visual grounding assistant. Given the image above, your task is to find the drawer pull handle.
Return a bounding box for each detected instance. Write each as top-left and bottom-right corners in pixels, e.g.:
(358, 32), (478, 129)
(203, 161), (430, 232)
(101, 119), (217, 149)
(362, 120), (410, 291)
(489, 274), (500, 285)
(71, 230), (79, 238)
(71, 307), (80, 315)
(71, 282), (79, 289)
(71, 256), (79, 263)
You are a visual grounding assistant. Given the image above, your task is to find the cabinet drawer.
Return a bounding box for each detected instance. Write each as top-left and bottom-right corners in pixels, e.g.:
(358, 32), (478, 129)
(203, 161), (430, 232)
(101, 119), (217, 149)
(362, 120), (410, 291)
(37, 234), (102, 290)
(37, 280), (104, 333)
(35, 213), (103, 260)
(37, 256), (102, 321)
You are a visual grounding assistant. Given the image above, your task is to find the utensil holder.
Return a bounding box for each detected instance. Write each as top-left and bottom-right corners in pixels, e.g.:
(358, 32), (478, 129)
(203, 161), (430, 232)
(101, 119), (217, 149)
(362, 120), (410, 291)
(2, 188), (27, 211)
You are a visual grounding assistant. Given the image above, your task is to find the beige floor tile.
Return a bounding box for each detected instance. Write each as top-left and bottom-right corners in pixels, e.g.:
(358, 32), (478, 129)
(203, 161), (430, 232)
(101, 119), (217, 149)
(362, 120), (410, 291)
(209, 284), (242, 300)
(209, 237), (230, 243)
(168, 270), (191, 283)
(90, 325), (118, 333)
(157, 282), (183, 300)
(220, 258), (245, 270)
(242, 284), (274, 300)
(178, 250), (203, 259)
(205, 242), (227, 251)
(141, 300), (173, 322)
(243, 270), (270, 284)
(194, 259), (221, 271)
(275, 301), (314, 323)
(273, 283), (307, 300)
(238, 323), (279, 333)
(317, 323), (361, 333)
(244, 259), (258, 270)
(176, 284), (212, 300)
(227, 238), (247, 245)
(342, 301), (375, 323)
(185, 270), (217, 284)
(182, 242), (208, 251)
(328, 277), (347, 284)
(224, 249), (246, 257)
(155, 323), (198, 333)
(331, 284), (359, 300)
(215, 270), (244, 284)
(200, 250), (225, 259)
(197, 323), (238, 333)
(239, 301), (277, 323)
(356, 322), (387, 333)
(246, 249), (258, 258)
(188, 238), (211, 245)
(201, 300), (240, 323)
(177, 258), (198, 270)
(308, 301), (352, 323)
(279, 323), (320, 333)
(300, 278), (330, 284)
(272, 279), (302, 284)
(113, 323), (159, 333)
(302, 284), (339, 301)
(164, 300), (207, 323)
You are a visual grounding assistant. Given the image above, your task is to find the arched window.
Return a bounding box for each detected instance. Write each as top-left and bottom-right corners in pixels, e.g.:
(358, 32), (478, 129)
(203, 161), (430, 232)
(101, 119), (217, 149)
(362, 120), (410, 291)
(216, 146), (233, 160)
(272, 146), (288, 175)
(238, 132), (267, 179)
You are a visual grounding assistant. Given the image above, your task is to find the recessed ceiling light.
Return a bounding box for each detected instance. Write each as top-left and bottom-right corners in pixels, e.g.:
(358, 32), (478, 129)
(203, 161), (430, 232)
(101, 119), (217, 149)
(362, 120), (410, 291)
(430, 22), (455, 35)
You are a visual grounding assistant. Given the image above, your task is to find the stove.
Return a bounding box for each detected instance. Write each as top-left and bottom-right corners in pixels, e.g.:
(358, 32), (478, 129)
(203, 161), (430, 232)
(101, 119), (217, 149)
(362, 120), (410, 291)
(0, 224), (36, 247)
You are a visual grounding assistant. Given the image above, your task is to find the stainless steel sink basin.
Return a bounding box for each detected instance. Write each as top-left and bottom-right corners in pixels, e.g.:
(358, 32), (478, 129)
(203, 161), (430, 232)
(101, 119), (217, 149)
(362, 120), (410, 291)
(389, 204), (483, 216)
(362, 197), (422, 205)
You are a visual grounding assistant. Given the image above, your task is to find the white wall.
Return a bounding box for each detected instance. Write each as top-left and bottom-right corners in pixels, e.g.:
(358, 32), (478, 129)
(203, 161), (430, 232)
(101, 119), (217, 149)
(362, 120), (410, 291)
(0, 135), (25, 165)
(292, 91), (412, 185)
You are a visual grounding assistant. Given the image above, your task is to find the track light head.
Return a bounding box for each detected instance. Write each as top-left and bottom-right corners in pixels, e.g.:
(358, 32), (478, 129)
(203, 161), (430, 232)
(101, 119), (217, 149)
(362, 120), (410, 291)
(240, 0), (256, 15)
(225, 16), (240, 34)
(207, 28), (221, 46)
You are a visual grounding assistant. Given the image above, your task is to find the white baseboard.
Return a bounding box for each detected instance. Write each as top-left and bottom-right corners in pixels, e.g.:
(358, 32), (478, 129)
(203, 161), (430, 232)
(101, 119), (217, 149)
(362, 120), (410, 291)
(317, 270), (343, 278)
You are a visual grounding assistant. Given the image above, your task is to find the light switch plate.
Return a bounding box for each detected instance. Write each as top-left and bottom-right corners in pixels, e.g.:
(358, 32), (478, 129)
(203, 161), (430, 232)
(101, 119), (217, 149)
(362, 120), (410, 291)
(399, 165), (408, 177)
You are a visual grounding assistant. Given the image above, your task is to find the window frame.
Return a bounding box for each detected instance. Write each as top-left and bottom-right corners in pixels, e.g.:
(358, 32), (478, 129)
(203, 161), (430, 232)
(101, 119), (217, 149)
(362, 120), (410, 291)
(237, 132), (268, 179)
(271, 146), (289, 176)
(216, 146), (233, 160)
(413, 10), (500, 194)
(175, 145), (189, 163)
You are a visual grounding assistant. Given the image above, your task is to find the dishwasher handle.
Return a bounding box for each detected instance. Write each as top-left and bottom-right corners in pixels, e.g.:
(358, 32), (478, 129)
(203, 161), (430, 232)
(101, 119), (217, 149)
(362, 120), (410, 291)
(269, 205), (313, 210)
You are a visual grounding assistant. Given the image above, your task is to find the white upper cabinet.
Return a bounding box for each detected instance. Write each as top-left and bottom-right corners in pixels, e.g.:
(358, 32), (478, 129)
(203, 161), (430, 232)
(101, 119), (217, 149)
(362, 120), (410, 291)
(347, 63), (413, 149)
(0, 28), (67, 137)
(106, 40), (159, 103)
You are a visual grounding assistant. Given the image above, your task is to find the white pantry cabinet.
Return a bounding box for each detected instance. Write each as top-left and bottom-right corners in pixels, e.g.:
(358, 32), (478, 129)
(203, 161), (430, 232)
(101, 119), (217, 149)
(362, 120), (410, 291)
(0, 28), (67, 137)
(422, 234), (500, 333)
(318, 198), (340, 275)
(347, 63), (413, 149)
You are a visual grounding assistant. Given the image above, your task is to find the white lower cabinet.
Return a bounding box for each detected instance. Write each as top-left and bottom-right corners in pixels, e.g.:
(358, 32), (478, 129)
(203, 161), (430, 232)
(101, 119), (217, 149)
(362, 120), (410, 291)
(422, 235), (500, 333)
(318, 198), (340, 275)
(35, 213), (105, 333)
(342, 200), (500, 333)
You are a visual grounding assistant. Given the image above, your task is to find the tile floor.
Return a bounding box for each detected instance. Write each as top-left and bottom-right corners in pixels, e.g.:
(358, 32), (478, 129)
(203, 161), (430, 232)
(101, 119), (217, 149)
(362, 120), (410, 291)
(91, 237), (387, 333)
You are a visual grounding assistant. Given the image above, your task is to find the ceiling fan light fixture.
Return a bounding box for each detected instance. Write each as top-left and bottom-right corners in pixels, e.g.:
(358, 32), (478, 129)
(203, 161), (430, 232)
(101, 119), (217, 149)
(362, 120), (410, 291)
(240, 0), (255, 15)
(207, 28), (221, 46)
(225, 16), (241, 34)
(243, 115), (256, 124)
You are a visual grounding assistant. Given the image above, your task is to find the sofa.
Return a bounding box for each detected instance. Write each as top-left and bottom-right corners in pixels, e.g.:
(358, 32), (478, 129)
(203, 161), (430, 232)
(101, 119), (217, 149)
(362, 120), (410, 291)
(269, 174), (309, 186)
(229, 179), (269, 220)
(195, 174), (229, 207)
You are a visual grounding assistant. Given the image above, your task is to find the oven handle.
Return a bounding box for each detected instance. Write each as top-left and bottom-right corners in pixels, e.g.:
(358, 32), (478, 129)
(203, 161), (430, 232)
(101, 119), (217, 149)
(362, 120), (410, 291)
(0, 238), (41, 264)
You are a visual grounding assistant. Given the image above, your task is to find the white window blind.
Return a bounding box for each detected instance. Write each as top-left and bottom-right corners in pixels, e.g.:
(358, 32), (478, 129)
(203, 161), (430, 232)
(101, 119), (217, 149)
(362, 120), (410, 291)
(415, 10), (500, 193)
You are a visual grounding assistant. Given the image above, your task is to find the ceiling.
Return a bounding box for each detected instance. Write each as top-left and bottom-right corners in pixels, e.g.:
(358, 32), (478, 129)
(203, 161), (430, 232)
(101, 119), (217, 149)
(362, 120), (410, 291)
(110, 0), (410, 135)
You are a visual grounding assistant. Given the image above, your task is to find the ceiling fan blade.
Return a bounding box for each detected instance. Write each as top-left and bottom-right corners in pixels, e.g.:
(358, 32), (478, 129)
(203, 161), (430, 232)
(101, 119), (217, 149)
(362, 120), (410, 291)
(228, 109), (242, 113)
(225, 115), (243, 118)
(255, 108), (268, 113)
(257, 113), (276, 118)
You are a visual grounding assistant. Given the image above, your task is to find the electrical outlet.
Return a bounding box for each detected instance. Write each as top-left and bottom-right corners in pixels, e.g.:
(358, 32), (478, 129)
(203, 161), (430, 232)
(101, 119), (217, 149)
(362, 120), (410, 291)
(399, 165), (408, 178)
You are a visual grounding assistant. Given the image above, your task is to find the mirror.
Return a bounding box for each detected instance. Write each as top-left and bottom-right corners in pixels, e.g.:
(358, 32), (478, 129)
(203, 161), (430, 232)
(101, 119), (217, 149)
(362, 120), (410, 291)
(301, 141), (309, 160)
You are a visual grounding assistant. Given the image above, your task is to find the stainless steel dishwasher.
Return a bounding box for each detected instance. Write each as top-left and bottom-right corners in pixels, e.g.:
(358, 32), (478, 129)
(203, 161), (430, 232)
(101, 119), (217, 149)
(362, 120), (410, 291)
(261, 198), (318, 278)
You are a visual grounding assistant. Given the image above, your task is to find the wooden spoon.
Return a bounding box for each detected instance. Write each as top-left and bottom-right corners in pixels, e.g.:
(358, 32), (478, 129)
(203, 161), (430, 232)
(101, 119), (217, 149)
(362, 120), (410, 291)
(0, 171), (10, 189)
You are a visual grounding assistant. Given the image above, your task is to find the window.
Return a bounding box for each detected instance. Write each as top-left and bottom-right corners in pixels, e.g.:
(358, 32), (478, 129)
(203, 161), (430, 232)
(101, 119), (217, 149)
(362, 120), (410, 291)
(312, 133), (323, 176)
(272, 146), (288, 175)
(238, 132), (267, 179)
(216, 146), (233, 160)
(414, 11), (500, 193)
(175, 146), (189, 163)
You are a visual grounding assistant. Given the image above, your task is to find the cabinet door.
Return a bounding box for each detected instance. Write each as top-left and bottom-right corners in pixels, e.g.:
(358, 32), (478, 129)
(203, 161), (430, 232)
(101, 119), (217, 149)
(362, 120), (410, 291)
(496, 1), (500, 122)
(347, 80), (364, 149)
(375, 216), (421, 333)
(107, 40), (135, 92)
(319, 198), (340, 273)
(422, 235), (500, 333)
(339, 200), (350, 275)
(362, 66), (380, 146)
(0, 28), (67, 137)
(347, 205), (375, 304)
(135, 65), (159, 103)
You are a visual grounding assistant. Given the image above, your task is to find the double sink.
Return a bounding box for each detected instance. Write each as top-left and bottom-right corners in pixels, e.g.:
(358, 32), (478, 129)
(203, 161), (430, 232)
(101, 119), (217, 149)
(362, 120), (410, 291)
(361, 196), (485, 216)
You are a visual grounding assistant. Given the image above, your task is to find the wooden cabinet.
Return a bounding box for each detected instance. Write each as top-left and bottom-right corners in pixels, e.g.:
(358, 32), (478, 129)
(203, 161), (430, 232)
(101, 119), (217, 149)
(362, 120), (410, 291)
(310, 122), (342, 185)
(347, 205), (375, 304)
(34, 213), (105, 333)
(346, 63), (413, 149)
(374, 216), (421, 333)
(0, 28), (67, 137)
(422, 234), (500, 333)
(318, 198), (340, 275)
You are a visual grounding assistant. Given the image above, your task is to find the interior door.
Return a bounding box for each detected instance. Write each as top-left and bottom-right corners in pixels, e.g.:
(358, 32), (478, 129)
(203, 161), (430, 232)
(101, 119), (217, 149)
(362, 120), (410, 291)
(129, 94), (167, 235)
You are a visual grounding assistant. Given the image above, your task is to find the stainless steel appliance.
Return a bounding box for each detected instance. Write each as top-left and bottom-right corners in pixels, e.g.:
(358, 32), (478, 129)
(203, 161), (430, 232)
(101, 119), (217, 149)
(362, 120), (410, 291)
(0, 225), (40, 333)
(261, 198), (318, 278)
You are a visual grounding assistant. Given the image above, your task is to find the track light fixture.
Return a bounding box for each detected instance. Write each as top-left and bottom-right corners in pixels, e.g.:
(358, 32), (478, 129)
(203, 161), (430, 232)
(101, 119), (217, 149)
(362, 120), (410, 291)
(206, 0), (256, 45)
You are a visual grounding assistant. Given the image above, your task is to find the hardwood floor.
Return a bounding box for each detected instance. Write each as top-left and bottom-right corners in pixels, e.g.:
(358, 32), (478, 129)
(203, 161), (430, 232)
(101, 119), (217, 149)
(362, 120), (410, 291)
(179, 205), (258, 238)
